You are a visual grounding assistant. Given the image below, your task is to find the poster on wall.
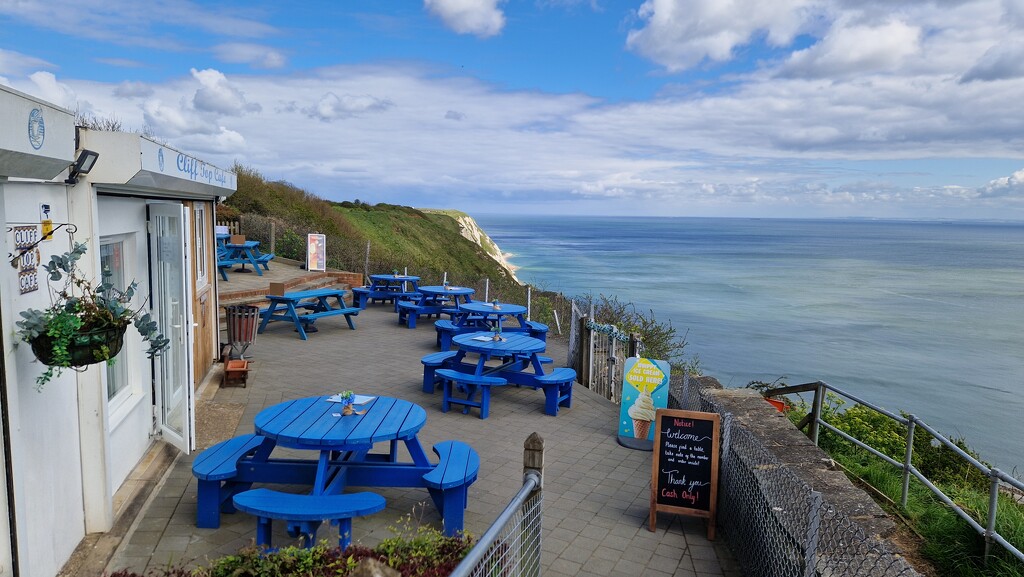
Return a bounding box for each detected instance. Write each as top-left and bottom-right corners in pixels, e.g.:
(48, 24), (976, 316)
(617, 357), (670, 450)
(307, 233), (326, 272)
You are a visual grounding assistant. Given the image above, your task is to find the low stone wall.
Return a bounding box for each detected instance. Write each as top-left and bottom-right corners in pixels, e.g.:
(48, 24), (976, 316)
(668, 374), (918, 575)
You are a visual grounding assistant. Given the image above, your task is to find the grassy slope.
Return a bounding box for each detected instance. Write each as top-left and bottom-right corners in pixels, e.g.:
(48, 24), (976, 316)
(223, 164), (518, 291)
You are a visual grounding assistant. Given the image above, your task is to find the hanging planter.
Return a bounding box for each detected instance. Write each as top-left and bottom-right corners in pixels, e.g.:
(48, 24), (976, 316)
(28, 325), (127, 367)
(16, 242), (169, 390)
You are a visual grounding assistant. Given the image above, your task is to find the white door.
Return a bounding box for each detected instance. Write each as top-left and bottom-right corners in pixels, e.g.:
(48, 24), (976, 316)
(148, 202), (195, 453)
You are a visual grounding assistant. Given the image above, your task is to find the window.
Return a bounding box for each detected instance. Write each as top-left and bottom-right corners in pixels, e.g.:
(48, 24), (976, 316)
(194, 203), (209, 288)
(100, 239), (129, 402)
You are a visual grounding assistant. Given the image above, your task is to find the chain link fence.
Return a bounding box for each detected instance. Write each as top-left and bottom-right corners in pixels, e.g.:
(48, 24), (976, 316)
(670, 378), (920, 577)
(450, 437), (544, 577)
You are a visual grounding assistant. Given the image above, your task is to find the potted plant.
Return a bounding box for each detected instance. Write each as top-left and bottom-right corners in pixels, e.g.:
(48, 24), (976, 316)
(15, 242), (170, 389)
(337, 390), (355, 415)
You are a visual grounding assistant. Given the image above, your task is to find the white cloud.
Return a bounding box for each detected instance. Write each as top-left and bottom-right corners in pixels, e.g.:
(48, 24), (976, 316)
(214, 43), (287, 69)
(980, 168), (1024, 197)
(114, 81), (154, 98)
(781, 18), (921, 78)
(626, 0), (820, 72)
(0, 0), (277, 50)
(0, 49), (55, 76)
(961, 40), (1024, 82)
(191, 68), (261, 115)
(424, 0), (505, 38)
(27, 71), (77, 109)
(304, 92), (393, 122)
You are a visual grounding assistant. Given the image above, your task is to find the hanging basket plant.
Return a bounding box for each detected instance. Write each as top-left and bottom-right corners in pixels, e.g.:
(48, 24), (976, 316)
(16, 242), (169, 389)
(28, 325), (127, 367)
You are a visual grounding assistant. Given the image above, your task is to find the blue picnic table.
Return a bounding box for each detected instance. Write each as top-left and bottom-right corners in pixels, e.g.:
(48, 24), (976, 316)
(258, 288), (359, 340)
(430, 332), (574, 417)
(192, 396), (478, 541)
(353, 274), (421, 310)
(398, 285), (475, 329)
(224, 240), (267, 275)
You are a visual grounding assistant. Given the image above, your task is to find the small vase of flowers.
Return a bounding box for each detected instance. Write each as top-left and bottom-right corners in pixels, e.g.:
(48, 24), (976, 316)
(338, 390), (355, 415)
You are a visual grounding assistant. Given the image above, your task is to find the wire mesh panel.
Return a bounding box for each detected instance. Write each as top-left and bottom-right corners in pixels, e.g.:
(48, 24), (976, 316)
(451, 488), (543, 577)
(698, 394), (921, 577)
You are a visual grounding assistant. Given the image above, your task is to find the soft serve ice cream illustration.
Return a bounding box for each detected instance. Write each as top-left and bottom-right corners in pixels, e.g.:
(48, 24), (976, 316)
(628, 388), (656, 439)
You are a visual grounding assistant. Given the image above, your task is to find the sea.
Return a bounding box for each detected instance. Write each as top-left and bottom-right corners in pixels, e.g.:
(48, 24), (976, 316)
(472, 215), (1024, 473)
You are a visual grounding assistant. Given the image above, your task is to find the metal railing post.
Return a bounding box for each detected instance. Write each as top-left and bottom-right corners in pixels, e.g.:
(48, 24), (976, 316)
(803, 490), (822, 577)
(901, 416), (916, 508)
(985, 468), (1001, 563)
(485, 277), (490, 301)
(810, 382), (823, 445)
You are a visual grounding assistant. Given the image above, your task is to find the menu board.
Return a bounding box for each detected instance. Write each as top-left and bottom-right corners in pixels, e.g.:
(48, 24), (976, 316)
(649, 408), (720, 539)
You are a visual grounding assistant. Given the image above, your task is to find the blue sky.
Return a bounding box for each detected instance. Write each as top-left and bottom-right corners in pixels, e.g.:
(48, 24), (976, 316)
(2, 0), (1024, 219)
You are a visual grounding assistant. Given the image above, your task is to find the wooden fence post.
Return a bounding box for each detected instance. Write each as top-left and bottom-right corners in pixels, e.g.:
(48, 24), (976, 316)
(578, 316), (591, 385)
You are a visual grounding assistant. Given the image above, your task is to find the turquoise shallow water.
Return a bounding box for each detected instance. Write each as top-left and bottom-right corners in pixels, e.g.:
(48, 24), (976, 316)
(473, 215), (1024, 473)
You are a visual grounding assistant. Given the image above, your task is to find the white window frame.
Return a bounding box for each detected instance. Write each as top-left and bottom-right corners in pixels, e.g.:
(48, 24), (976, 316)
(100, 233), (140, 424)
(194, 203), (209, 290)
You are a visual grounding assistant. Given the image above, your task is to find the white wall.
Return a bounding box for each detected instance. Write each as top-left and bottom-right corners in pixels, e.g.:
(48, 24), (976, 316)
(2, 182), (86, 577)
(0, 178), (14, 577)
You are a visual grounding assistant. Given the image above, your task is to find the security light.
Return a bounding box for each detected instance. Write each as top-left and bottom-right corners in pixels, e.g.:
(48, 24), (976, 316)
(65, 149), (99, 185)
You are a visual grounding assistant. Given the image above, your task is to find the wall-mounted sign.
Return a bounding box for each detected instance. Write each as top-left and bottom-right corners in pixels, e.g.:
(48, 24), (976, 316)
(617, 357), (670, 450)
(307, 233), (326, 272)
(12, 225), (40, 293)
(649, 408), (720, 539)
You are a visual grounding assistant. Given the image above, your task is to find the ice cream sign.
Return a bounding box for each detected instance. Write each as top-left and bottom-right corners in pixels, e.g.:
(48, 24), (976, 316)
(617, 357), (670, 450)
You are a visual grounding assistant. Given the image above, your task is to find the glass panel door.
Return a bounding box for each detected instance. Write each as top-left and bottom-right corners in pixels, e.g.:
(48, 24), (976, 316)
(147, 202), (195, 454)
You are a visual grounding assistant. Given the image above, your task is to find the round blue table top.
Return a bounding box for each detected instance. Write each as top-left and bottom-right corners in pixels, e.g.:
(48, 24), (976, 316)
(453, 332), (545, 356)
(418, 285), (476, 297)
(459, 301), (526, 316)
(254, 395), (427, 451)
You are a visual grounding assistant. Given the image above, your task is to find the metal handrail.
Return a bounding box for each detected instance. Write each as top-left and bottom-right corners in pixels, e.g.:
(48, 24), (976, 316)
(766, 380), (1024, 564)
(449, 471), (541, 577)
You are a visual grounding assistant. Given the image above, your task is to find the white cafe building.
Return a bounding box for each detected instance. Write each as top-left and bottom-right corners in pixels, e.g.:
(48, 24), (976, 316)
(0, 84), (234, 576)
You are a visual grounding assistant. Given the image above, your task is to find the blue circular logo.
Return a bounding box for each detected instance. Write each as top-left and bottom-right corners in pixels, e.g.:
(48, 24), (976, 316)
(27, 108), (45, 150)
(158, 148), (165, 171)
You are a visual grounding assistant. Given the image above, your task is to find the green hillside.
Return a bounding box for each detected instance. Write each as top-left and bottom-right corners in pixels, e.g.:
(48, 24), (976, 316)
(220, 164), (520, 295)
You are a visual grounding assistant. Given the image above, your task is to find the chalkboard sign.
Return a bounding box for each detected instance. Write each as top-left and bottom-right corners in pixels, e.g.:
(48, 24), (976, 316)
(649, 409), (720, 539)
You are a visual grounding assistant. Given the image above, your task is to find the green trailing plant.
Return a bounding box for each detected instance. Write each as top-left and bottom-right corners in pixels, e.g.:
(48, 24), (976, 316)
(15, 242), (170, 389)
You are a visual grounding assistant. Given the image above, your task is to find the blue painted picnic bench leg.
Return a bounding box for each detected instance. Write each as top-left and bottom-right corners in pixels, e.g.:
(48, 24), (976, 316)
(287, 303), (309, 340)
(257, 302), (280, 334)
(244, 248), (263, 276)
(427, 487), (468, 536)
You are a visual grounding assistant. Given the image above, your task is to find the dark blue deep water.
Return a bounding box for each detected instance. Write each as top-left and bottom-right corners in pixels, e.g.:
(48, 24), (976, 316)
(473, 215), (1024, 472)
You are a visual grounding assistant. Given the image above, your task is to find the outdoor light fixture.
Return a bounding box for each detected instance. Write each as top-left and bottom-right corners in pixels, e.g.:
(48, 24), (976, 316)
(65, 149), (99, 185)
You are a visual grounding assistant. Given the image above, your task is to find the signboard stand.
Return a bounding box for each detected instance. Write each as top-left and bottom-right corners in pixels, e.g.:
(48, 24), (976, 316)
(306, 233), (326, 272)
(617, 357), (670, 451)
(650, 408), (720, 540)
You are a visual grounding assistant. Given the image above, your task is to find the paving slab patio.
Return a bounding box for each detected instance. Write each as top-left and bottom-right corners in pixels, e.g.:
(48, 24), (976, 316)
(105, 295), (740, 576)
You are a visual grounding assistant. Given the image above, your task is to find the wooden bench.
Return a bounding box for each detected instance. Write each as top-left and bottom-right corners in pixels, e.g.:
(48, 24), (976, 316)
(437, 369), (508, 419)
(423, 440), (479, 535)
(352, 287), (420, 310)
(300, 306), (361, 330)
(191, 434), (274, 528)
(434, 319), (458, 350)
(534, 367), (576, 416)
(232, 488), (386, 549)
(397, 301), (446, 328)
(216, 248), (246, 281)
(421, 351), (458, 393)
